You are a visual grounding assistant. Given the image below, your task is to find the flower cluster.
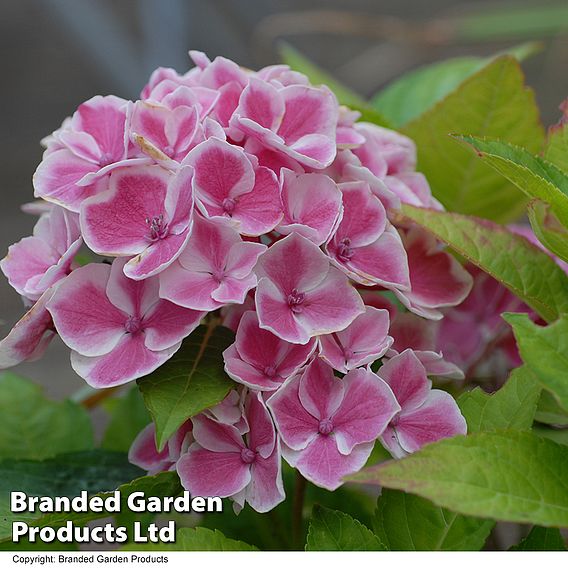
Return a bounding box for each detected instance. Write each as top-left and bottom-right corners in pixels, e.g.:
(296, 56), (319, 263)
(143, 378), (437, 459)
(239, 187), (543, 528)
(0, 51), (471, 511)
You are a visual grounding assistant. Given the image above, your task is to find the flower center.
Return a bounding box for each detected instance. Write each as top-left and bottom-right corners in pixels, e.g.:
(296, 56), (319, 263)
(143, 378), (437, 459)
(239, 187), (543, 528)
(287, 288), (306, 314)
(124, 315), (143, 335)
(240, 448), (256, 464)
(146, 214), (168, 241)
(318, 419), (334, 436)
(222, 197), (237, 215)
(337, 237), (354, 262)
(263, 365), (277, 378)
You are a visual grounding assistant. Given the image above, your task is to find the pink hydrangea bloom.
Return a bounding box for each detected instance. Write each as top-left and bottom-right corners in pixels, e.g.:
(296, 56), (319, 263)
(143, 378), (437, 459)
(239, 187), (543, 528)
(177, 392), (285, 513)
(81, 164), (194, 280)
(33, 96), (142, 212)
(255, 233), (364, 344)
(47, 259), (203, 387)
(268, 358), (399, 490)
(326, 181), (410, 290)
(378, 350), (467, 458)
(159, 214), (266, 310)
(129, 421), (193, 475)
(1, 206), (81, 301)
(223, 311), (316, 390)
(318, 306), (392, 373)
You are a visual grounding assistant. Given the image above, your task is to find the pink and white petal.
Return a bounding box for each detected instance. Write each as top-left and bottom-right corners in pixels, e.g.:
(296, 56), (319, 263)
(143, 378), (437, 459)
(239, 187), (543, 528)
(378, 350), (431, 412)
(338, 307), (391, 358)
(295, 267), (364, 337)
(256, 233), (329, 296)
(379, 425), (406, 459)
(165, 165), (194, 230)
(177, 444), (251, 498)
(224, 344), (283, 391)
(164, 105), (199, 159)
(298, 357), (344, 421)
(185, 138), (255, 205)
(130, 101), (170, 155)
(71, 334), (180, 388)
(124, 229), (190, 280)
(143, 299), (203, 351)
(340, 225), (410, 290)
(128, 423), (171, 473)
(58, 131), (101, 164)
(288, 436), (373, 491)
(234, 77), (285, 131)
(266, 375), (319, 450)
(33, 149), (101, 212)
(390, 311), (438, 352)
(0, 289), (56, 368)
(80, 165), (170, 256)
(415, 351), (465, 379)
(192, 414), (245, 452)
(332, 368), (400, 454)
(334, 182), (387, 247)
(244, 138), (304, 175)
(246, 392), (276, 458)
(47, 264), (126, 357)
(285, 133), (337, 170)
(212, 273), (257, 305)
(224, 241), (267, 279)
(255, 277), (310, 344)
(396, 389), (467, 454)
(159, 261), (221, 311)
(231, 167), (283, 236)
(246, 444), (285, 512)
(279, 171), (342, 245)
(343, 164), (401, 212)
(72, 95), (128, 161)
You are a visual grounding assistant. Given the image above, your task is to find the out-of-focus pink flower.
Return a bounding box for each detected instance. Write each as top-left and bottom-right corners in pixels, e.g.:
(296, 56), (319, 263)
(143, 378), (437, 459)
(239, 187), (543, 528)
(178, 392), (285, 513)
(255, 233), (364, 344)
(1, 206), (81, 301)
(81, 164), (194, 280)
(159, 215), (266, 311)
(268, 358), (399, 490)
(223, 311), (316, 391)
(47, 260), (203, 387)
(378, 350), (467, 458)
(318, 306), (392, 373)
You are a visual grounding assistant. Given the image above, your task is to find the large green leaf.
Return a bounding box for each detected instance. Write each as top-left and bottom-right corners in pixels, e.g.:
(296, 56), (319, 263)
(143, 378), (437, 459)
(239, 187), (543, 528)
(458, 366), (540, 432)
(527, 200), (568, 263)
(545, 116), (568, 174)
(306, 506), (385, 551)
(102, 387), (151, 452)
(373, 490), (493, 550)
(349, 431), (568, 527)
(138, 325), (235, 450)
(0, 450), (144, 542)
(0, 372), (93, 460)
(504, 313), (568, 412)
(400, 204), (568, 323)
(536, 391), (568, 426)
(372, 43), (539, 127)
(403, 56), (543, 222)
(122, 527), (258, 551)
(510, 526), (566, 551)
(279, 43), (390, 127)
(457, 136), (568, 227)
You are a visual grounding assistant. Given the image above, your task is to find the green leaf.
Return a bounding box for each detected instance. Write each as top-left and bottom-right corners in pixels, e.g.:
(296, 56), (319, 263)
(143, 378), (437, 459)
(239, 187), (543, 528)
(545, 115), (568, 174)
(510, 526), (566, 551)
(138, 325), (235, 450)
(278, 43), (390, 127)
(102, 387), (151, 452)
(306, 506), (386, 551)
(0, 450), (144, 542)
(122, 527), (258, 551)
(536, 390), (568, 426)
(504, 313), (568, 412)
(348, 430), (568, 527)
(533, 425), (568, 446)
(372, 43), (540, 127)
(457, 136), (568, 227)
(0, 372), (93, 460)
(400, 204), (568, 323)
(527, 200), (568, 263)
(458, 366), (540, 432)
(402, 56), (543, 222)
(374, 490), (493, 550)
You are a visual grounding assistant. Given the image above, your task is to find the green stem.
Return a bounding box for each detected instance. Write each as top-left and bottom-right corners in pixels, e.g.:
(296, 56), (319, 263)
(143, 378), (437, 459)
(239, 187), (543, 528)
(292, 470), (307, 550)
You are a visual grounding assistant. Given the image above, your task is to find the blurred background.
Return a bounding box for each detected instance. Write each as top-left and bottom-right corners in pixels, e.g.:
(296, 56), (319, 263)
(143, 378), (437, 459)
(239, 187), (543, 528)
(2, 0), (568, 400)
